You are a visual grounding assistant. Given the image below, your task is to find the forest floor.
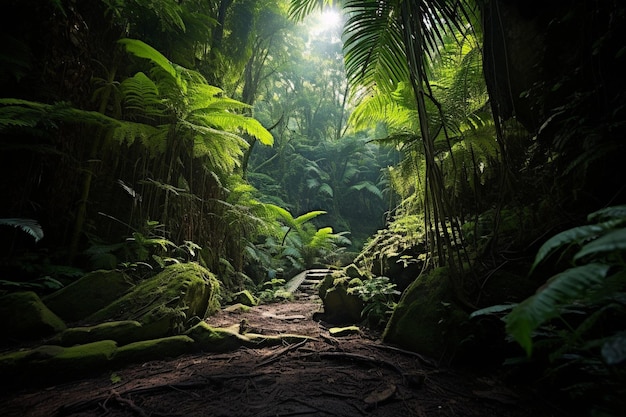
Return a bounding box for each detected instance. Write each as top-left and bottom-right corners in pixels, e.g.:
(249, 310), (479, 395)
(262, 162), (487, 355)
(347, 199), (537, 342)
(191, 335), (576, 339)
(1, 299), (564, 417)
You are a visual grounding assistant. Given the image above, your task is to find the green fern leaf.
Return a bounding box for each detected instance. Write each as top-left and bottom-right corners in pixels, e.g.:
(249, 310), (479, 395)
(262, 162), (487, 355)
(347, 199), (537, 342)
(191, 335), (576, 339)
(318, 183), (334, 197)
(588, 205), (626, 222)
(350, 181), (383, 199)
(0, 218), (44, 242)
(530, 220), (623, 273)
(505, 263), (610, 356)
(574, 228), (626, 261)
(294, 210), (327, 226)
(118, 38), (180, 86)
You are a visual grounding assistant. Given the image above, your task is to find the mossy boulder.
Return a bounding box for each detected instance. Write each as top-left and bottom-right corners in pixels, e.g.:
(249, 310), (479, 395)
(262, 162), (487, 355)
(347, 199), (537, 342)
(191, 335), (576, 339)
(56, 320), (143, 346)
(86, 263), (220, 337)
(113, 335), (195, 365)
(382, 267), (468, 359)
(322, 285), (364, 324)
(231, 290), (258, 307)
(0, 291), (66, 341)
(0, 340), (118, 385)
(43, 269), (133, 322)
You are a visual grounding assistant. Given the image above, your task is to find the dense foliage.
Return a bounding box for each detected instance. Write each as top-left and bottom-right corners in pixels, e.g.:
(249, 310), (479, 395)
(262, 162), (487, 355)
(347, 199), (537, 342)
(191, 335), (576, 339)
(1, 0), (625, 415)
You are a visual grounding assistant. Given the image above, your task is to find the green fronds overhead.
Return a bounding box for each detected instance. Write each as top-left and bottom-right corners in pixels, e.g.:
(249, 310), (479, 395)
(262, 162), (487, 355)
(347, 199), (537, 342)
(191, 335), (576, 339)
(288, 0), (337, 21)
(343, 0), (409, 94)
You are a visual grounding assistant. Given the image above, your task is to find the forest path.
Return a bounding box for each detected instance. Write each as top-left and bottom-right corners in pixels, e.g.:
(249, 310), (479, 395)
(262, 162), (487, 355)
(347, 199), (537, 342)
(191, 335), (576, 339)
(2, 300), (559, 417)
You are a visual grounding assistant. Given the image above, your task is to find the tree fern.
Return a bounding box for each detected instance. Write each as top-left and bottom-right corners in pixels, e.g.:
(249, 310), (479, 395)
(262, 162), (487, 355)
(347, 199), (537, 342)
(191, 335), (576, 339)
(120, 72), (164, 119)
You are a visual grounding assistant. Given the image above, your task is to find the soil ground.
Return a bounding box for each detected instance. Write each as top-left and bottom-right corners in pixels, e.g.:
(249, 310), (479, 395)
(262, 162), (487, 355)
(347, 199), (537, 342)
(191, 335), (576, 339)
(1, 299), (564, 417)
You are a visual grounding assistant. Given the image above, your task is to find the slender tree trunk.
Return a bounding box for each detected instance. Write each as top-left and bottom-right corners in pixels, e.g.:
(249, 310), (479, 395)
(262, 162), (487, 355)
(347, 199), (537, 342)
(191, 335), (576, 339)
(68, 65), (118, 263)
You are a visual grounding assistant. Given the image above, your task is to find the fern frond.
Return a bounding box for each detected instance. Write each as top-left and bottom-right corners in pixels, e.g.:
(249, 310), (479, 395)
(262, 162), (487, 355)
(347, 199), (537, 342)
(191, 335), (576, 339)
(0, 218), (44, 242)
(505, 263), (610, 356)
(574, 228), (626, 261)
(118, 38), (181, 87)
(349, 181), (383, 199)
(294, 210), (327, 226)
(120, 72), (164, 118)
(530, 220), (624, 273)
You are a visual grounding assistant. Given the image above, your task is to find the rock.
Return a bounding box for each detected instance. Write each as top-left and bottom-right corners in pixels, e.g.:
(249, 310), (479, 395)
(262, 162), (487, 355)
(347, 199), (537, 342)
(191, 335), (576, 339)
(345, 263), (365, 279)
(56, 320), (143, 346)
(0, 291), (66, 341)
(86, 263), (220, 337)
(185, 322), (313, 352)
(322, 286), (364, 324)
(223, 303), (251, 313)
(0, 340), (118, 386)
(43, 269), (133, 322)
(382, 267), (468, 358)
(186, 322), (248, 352)
(114, 335), (195, 364)
(231, 290), (258, 307)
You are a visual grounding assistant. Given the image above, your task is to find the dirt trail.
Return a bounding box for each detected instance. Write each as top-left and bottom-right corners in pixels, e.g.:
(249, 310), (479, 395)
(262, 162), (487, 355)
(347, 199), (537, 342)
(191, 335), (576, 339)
(1, 300), (560, 417)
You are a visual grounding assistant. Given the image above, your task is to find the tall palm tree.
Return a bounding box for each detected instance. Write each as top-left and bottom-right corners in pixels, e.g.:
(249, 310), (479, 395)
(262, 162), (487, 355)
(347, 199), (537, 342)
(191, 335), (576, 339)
(290, 0), (476, 290)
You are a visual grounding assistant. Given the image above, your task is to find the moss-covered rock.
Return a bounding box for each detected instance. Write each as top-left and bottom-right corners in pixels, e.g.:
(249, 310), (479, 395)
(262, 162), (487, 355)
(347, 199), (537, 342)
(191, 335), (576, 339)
(231, 290), (258, 307)
(186, 322), (247, 352)
(322, 285), (364, 324)
(186, 322), (312, 352)
(43, 269), (133, 322)
(56, 320), (143, 346)
(382, 267), (468, 359)
(0, 291), (66, 341)
(114, 335), (195, 365)
(345, 263), (365, 279)
(0, 340), (118, 385)
(86, 263), (220, 337)
(223, 303), (251, 313)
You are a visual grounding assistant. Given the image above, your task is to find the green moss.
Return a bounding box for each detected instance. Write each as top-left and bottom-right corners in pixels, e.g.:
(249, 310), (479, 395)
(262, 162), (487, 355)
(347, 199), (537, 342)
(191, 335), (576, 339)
(114, 336), (194, 364)
(329, 326), (361, 336)
(223, 303), (251, 313)
(57, 321), (143, 346)
(382, 267), (469, 358)
(348, 278), (363, 287)
(186, 322), (247, 352)
(345, 263), (364, 279)
(86, 263), (220, 335)
(43, 270), (132, 322)
(231, 290), (258, 307)
(0, 291), (66, 340)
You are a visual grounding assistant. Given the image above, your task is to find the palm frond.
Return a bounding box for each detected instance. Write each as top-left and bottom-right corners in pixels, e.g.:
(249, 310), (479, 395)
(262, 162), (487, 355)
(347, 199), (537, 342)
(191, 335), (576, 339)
(343, 0), (409, 94)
